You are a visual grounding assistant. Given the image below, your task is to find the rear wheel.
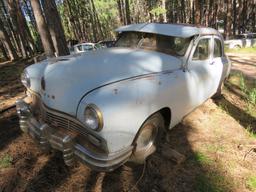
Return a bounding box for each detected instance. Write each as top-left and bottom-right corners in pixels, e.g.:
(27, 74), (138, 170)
(130, 112), (165, 164)
(212, 80), (224, 99)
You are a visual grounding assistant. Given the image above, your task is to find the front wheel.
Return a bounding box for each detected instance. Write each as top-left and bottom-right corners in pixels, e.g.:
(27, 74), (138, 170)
(130, 112), (165, 164)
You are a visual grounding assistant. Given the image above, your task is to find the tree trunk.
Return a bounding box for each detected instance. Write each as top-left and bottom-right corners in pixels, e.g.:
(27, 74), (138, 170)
(16, 0), (36, 57)
(160, 0), (167, 23)
(23, 0), (43, 52)
(226, 0), (232, 39)
(251, 0), (256, 32)
(241, 0), (247, 33)
(120, 0), (127, 24)
(0, 18), (18, 61)
(0, 0), (20, 54)
(194, 0), (200, 24)
(237, 0), (244, 33)
(125, 0), (131, 24)
(233, 0), (237, 35)
(8, 0), (35, 58)
(42, 0), (69, 56)
(213, 3), (219, 29)
(7, 0), (28, 58)
(90, 0), (104, 40)
(0, 41), (9, 61)
(208, 0), (214, 27)
(117, 0), (124, 24)
(30, 0), (55, 57)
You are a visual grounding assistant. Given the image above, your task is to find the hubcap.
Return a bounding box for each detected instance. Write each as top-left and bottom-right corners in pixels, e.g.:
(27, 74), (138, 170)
(136, 124), (158, 152)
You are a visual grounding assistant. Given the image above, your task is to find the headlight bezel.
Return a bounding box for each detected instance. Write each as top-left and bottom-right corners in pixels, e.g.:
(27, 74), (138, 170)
(84, 104), (103, 131)
(21, 70), (31, 88)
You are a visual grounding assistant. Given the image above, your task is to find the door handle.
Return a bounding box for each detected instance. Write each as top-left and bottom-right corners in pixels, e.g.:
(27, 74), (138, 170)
(210, 61), (215, 65)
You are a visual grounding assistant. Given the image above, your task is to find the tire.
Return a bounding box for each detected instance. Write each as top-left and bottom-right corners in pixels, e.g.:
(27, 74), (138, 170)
(234, 44), (241, 49)
(130, 112), (165, 164)
(212, 81), (224, 99)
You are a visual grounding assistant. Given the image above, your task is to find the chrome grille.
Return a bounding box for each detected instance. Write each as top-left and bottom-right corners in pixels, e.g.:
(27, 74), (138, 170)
(27, 92), (107, 153)
(44, 111), (89, 138)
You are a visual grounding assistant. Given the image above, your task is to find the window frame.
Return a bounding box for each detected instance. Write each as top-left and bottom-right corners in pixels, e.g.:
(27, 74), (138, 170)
(213, 37), (223, 58)
(189, 35), (213, 62)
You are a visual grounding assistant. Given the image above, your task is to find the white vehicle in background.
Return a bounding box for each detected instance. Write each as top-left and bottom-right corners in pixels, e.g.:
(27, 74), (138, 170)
(224, 33), (256, 49)
(71, 42), (101, 54)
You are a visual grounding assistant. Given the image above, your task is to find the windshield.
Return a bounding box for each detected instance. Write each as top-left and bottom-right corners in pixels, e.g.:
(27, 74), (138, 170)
(115, 32), (191, 56)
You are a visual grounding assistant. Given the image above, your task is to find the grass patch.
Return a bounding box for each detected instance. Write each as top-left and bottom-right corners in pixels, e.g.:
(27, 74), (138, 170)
(248, 88), (256, 105)
(227, 73), (256, 118)
(192, 152), (213, 165)
(0, 154), (13, 168)
(246, 176), (256, 190)
(225, 46), (256, 53)
(195, 172), (233, 192)
(206, 144), (225, 153)
(246, 126), (256, 139)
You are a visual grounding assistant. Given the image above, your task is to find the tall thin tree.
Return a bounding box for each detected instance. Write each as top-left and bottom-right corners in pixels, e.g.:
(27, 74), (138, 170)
(194, 0), (200, 24)
(0, 17), (18, 61)
(42, 0), (69, 56)
(226, 0), (232, 39)
(30, 0), (55, 57)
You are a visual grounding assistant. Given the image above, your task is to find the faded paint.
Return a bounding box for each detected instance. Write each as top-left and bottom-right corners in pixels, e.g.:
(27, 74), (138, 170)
(22, 26), (230, 154)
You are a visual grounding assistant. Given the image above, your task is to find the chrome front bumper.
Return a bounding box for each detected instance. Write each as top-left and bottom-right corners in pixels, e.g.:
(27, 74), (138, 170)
(16, 99), (133, 171)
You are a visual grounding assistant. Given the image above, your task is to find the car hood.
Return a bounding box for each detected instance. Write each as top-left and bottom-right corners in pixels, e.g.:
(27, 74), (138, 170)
(34, 48), (181, 116)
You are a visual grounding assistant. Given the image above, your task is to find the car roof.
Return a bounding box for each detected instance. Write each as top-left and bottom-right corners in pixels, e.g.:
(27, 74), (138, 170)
(115, 23), (221, 38)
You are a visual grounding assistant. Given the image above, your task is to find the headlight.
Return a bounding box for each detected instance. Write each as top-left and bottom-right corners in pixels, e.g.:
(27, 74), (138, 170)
(21, 71), (30, 88)
(84, 104), (103, 131)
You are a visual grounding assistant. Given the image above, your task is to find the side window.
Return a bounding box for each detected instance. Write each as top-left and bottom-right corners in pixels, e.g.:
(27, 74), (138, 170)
(214, 39), (223, 58)
(77, 45), (82, 51)
(192, 39), (210, 60)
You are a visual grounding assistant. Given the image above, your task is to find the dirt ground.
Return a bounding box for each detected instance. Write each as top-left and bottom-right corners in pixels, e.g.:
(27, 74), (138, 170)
(0, 53), (256, 192)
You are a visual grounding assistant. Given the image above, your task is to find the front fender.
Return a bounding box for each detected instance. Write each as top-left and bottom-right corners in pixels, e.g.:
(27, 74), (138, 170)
(25, 61), (48, 93)
(77, 74), (170, 153)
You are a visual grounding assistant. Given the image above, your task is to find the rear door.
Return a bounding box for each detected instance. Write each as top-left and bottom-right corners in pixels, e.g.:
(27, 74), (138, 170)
(212, 36), (229, 86)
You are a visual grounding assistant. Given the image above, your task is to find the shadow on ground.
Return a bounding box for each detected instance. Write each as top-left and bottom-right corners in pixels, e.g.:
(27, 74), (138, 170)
(214, 95), (256, 132)
(25, 152), (70, 192)
(0, 109), (235, 191)
(0, 109), (21, 150)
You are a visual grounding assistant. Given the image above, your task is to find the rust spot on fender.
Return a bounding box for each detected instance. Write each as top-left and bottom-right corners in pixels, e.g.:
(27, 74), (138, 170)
(113, 88), (118, 95)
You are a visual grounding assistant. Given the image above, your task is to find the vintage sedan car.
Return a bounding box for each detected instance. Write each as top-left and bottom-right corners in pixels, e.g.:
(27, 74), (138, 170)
(224, 33), (256, 49)
(16, 23), (231, 171)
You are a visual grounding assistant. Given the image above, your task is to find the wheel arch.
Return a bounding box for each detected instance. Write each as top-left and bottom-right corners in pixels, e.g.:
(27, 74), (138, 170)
(132, 107), (172, 146)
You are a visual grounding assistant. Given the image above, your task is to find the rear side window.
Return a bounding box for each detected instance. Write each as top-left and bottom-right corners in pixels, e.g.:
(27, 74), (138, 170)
(193, 39), (210, 60)
(214, 39), (223, 58)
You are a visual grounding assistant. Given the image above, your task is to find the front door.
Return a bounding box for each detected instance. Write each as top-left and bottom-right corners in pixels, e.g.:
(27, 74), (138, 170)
(186, 36), (223, 107)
